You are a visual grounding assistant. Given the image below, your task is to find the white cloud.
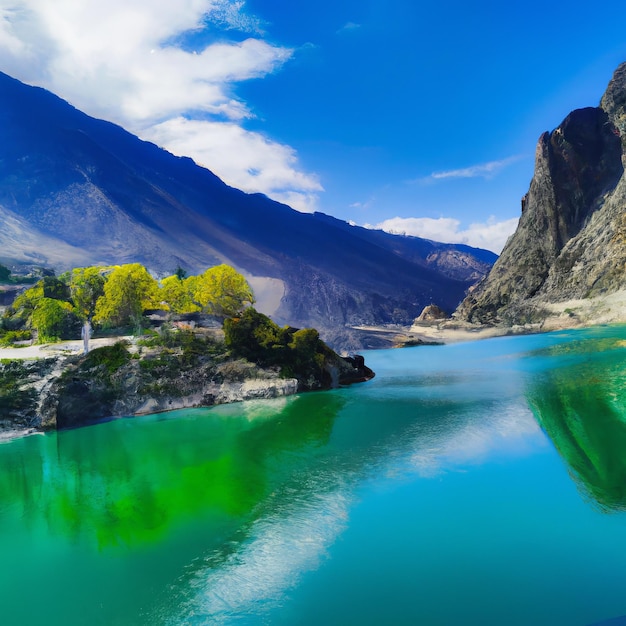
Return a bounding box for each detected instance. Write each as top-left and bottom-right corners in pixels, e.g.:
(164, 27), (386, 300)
(207, 0), (267, 34)
(145, 118), (322, 212)
(0, 0), (320, 211)
(428, 155), (523, 181)
(370, 215), (519, 253)
(337, 21), (361, 34)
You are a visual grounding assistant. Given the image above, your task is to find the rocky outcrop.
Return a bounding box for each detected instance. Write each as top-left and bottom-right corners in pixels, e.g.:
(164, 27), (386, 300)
(41, 350), (300, 431)
(456, 63), (626, 325)
(415, 304), (449, 324)
(1, 336), (374, 435)
(0, 357), (58, 432)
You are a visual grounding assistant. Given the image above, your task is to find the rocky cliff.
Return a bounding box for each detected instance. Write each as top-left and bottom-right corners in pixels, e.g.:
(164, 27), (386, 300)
(457, 63), (626, 325)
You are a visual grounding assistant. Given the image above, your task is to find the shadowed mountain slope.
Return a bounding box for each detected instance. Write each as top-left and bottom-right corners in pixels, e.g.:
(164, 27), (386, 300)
(0, 72), (495, 340)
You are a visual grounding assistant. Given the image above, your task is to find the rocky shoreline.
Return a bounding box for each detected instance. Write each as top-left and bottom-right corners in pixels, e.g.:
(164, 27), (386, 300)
(0, 334), (374, 441)
(355, 287), (626, 348)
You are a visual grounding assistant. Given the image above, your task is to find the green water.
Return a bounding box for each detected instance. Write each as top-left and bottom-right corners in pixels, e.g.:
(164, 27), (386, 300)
(3, 326), (626, 625)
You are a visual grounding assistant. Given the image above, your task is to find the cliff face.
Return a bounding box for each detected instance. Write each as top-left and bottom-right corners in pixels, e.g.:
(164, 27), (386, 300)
(457, 63), (626, 325)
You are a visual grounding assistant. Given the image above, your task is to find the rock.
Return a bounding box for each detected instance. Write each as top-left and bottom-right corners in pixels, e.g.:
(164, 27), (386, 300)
(2, 332), (374, 434)
(414, 304), (449, 324)
(456, 62), (626, 325)
(337, 355), (375, 385)
(0, 357), (60, 429)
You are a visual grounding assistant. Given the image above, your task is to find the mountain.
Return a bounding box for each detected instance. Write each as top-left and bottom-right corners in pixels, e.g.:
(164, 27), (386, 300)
(0, 71), (495, 345)
(456, 62), (626, 326)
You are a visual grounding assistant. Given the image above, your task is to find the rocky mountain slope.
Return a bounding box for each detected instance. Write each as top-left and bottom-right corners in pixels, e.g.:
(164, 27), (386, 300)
(457, 62), (626, 325)
(0, 72), (495, 343)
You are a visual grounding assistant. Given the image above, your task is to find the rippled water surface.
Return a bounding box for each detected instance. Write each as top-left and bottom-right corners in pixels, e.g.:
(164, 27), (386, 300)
(3, 326), (626, 625)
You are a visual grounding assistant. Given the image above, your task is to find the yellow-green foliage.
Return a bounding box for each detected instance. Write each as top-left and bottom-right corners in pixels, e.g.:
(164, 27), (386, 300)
(11, 283), (44, 319)
(8, 282), (77, 343)
(69, 266), (108, 319)
(31, 298), (74, 343)
(94, 264), (160, 328)
(188, 264), (255, 318)
(159, 264), (254, 318)
(159, 275), (200, 314)
(0, 330), (32, 346)
(4, 262), (255, 341)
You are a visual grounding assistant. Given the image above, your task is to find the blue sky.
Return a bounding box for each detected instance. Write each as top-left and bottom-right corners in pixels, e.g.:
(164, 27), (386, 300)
(0, 1), (625, 251)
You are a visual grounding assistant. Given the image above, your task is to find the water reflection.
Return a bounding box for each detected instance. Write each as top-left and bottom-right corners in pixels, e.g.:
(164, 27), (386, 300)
(0, 392), (343, 551)
(527, 336), (626, 511)
(5, 329), (625, 625)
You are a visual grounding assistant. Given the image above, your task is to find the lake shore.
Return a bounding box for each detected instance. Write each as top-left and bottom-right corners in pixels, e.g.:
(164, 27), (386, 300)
(352, 288), (626, 347)
(350, 321), (515, 347)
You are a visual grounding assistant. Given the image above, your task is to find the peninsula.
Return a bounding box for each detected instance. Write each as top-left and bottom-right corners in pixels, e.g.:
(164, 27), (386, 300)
(0, 263), (373, 440)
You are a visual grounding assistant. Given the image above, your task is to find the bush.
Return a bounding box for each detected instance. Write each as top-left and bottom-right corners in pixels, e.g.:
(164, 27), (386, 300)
(224, 308), (332, 387)
(0, 330), (32, 347)
(223, 308), (287, 365)
(81, 342), (131, 373)
(31, 298), (77, 343)
(0, 264), (11, 283)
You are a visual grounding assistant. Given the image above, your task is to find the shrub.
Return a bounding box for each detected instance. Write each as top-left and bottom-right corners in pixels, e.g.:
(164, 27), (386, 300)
(81, 342), (131, 374)
(0, 330), (32, 347)
(224, 308), (332, 387)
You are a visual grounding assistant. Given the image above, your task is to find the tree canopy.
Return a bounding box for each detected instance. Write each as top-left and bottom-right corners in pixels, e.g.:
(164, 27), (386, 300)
(9, 283), (78, 342)
(69, 266), (107, 320)
(31, 298), (75, 343)
(187, 264), (255, 318)
(2, 262), (255, 343)
(160, 274), (200, 315)
(159, 264), (254, 318)
(94, 264), (160, 329)
(223, 307), (331, 386)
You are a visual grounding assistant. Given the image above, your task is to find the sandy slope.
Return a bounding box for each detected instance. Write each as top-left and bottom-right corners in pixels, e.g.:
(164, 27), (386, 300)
(539, 289), (626, 331)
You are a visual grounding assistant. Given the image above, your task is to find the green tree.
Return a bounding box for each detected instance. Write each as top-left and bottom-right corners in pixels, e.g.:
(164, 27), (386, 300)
(42, 276), (70, 301)
(223, 307), (286, 364)
(190, 264), (254, 319)
(94, 264), (159, 331)
(31, 298), (75, 343)
(69, 266), (107, 320)
(8, 281), (78, 342)
(160, 274), (200, 314)
(224, 308), (333, 387)
(9, 283), (45, 323)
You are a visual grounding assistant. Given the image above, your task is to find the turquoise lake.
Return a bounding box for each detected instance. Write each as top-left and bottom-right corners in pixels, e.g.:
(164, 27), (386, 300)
(3, 326), (626, 625)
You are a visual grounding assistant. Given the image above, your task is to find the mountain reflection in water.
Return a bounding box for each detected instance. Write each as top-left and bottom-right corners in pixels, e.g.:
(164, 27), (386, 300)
(527, 335), (626, 511)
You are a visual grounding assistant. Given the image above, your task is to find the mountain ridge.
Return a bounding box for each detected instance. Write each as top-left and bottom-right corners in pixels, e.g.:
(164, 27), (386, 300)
(0, 71), (495, 345)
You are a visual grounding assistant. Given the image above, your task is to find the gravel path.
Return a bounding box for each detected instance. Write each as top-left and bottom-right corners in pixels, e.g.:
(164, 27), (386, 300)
(0, 337), (132, 360)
